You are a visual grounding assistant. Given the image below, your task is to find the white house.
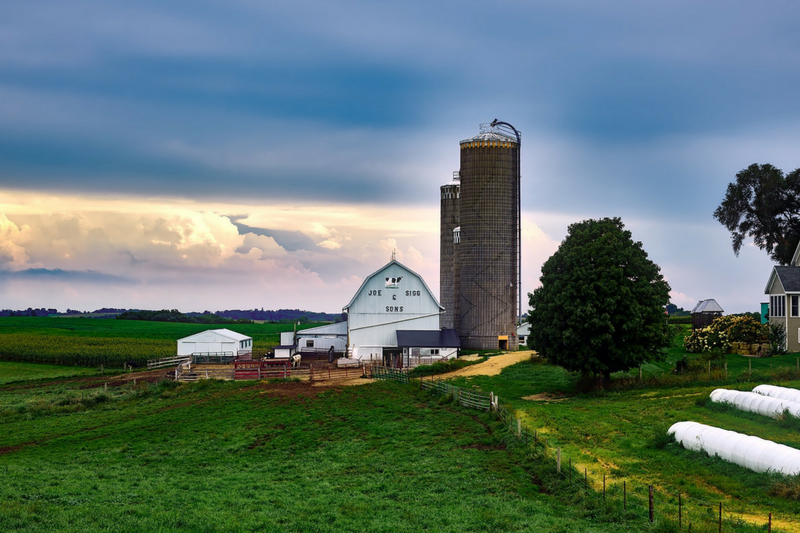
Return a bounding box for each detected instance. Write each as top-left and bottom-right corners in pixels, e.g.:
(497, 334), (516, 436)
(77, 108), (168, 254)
(343, 259), (444, 364)
(177, 328), (252, 356)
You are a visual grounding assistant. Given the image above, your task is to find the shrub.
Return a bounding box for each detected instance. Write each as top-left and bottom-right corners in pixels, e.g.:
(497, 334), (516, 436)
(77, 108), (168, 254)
(683, 315), (767, 353)
(768, 322), (787, 356)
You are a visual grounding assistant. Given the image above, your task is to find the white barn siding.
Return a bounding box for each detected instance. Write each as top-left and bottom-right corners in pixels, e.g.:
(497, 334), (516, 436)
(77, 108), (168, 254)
(344, 260), (443, 359)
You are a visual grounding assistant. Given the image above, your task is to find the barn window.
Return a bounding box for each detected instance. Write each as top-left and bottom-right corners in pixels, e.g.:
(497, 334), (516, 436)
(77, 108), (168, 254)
(306, 339), (314, 348)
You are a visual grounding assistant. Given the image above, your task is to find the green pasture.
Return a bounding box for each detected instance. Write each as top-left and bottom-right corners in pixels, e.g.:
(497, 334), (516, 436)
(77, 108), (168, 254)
(450, 354), (800, 531)
(0, 361), (99, 385)
(0, 317), (320, 368)
(0, 375), (655, 533)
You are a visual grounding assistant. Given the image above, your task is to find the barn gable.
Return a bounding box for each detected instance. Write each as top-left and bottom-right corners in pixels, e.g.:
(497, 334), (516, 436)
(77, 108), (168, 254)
(343, 259), (444, 360)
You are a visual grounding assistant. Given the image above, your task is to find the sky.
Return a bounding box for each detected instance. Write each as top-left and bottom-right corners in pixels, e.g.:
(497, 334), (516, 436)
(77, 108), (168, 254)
(1, 0), (799, 314)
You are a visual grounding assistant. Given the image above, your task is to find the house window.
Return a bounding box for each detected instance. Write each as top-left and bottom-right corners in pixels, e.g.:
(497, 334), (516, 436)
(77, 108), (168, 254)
(771, 295), (786, 317)
(792, 295), (799, 317)
(306, 339), (314, 348)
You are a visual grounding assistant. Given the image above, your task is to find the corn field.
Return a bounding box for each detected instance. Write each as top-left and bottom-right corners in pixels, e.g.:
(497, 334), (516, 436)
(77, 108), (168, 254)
(0, 333), (173, 367)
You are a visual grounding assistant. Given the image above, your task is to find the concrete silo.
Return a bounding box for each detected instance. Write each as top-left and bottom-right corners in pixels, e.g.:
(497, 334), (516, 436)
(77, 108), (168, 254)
(440, 120), (520, 350)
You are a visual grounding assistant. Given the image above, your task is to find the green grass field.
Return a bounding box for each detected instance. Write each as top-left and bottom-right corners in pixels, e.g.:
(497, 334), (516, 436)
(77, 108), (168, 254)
(450, 353), (800, 531)
(0, 317), (322, 368)
(0, 372), (664, 532)
(0, 361), (99, 385)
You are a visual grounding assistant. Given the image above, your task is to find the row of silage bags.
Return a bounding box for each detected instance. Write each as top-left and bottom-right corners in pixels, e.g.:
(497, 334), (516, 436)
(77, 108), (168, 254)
(753, 384), (800, 403)
(668, 421), (800, 475)
(710, 388), (800, 418)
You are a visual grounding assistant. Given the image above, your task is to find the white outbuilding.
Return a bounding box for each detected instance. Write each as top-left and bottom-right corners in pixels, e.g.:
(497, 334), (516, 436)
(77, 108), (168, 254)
(177, 328), (252, 357)
(343, 258), (445, 365)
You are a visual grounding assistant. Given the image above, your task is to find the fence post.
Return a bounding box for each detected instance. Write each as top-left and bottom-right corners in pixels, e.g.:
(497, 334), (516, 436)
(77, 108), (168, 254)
(725, 361), (728, 380)
(718, 502), (722, 533)
(708, 361), (711, 380)
(749, 359), (752, 377)
(623, 480), (626, 511)
(649, 485), (654, 523)
(516, 418), (521, 437)
(557, 448), (561, 474)
(769, 512), (772, 533)
(639, 365), (642, 380)
(584, 468), (587, 490)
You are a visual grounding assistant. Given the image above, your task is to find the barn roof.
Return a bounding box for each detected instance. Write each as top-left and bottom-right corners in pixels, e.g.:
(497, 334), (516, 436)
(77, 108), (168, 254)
(178, 328), (251, 343)
(296, 322), (347, 336)
(691, 299), (724, 314)
(765, 266), (800, 294)
(396, 329), (460, 348)
(342, 259), (443, 312)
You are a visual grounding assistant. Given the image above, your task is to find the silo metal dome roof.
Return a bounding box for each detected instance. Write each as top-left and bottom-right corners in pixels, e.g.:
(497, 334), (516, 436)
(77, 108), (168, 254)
(459, 131), (517, 145)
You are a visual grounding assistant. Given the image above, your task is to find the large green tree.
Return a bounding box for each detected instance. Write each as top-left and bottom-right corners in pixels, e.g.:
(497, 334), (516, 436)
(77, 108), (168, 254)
(527, 217), (671, 380)
(713, 163), (800, 265)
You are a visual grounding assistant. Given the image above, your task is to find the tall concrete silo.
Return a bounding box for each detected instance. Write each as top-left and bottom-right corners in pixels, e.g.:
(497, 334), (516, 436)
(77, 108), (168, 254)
(439, 173), (460, 330)
(440, 121), (520, 350)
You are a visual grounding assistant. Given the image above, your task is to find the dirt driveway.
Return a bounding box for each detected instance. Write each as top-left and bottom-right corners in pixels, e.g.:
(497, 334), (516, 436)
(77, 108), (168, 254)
(439, 350), (536, 378)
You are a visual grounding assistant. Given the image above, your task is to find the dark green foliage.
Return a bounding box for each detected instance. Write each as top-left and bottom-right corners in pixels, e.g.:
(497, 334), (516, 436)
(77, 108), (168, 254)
(527, 217), (671, 379)
(713, 163), (800, 265)
(769, 322), (787, 355)
(117, 309), (253, 324)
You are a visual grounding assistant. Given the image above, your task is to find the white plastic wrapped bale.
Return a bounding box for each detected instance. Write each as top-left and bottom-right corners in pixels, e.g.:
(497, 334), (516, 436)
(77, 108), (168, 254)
(668, 421), (800, 475)
(710, 389), (800, 418)
(753, 384), (800, 404)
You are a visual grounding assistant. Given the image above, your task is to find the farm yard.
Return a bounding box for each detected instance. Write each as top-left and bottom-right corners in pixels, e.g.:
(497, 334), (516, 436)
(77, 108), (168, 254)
(2, 319), (800, 531)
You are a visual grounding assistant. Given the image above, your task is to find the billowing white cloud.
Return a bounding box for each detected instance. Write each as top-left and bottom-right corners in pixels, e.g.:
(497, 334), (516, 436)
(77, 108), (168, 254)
(0, 213), (31, 270)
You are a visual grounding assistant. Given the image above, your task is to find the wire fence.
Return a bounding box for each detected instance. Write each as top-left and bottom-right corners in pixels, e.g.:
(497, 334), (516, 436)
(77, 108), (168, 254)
(421, 379), (790, 533)
(369, 365), (409, 384)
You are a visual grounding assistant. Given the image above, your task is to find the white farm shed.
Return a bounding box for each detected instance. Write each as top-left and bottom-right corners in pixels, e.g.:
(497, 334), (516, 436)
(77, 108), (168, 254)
(279, 322), (348, 354)
(344, 259), (444, 363)
(177, 329), (252, 356)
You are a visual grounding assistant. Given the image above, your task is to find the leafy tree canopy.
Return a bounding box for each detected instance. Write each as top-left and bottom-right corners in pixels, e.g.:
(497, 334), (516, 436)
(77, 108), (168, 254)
(713, 163), (800, 265)
(527, 217), (671, 380)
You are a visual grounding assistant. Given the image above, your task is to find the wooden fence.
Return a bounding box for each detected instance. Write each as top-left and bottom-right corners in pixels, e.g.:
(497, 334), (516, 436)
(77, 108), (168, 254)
(420, 378), (491, 410)
(147, 355), (190, 370)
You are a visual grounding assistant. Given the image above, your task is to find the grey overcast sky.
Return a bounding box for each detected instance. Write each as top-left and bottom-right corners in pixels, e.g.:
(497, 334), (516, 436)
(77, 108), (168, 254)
(1, 0), (798, 313)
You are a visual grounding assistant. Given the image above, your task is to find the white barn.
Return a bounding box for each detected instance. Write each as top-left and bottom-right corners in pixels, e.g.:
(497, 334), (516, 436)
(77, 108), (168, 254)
(177, 328), (252, 356)
(343, 259), (444, 364)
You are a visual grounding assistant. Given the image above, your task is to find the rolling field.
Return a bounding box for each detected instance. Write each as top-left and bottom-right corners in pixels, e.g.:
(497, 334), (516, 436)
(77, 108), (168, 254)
(0, 317), (320, 368)
(451, 357), (800, 532)
(1, 372), (656, 533)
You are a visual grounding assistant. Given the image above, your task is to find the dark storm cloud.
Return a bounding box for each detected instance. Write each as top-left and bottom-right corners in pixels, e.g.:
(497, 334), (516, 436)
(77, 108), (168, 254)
(2, 0), (800, 216)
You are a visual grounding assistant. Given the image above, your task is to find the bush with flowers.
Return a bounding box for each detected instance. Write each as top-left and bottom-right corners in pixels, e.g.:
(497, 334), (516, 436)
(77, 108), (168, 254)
(683, 314), (767, 354)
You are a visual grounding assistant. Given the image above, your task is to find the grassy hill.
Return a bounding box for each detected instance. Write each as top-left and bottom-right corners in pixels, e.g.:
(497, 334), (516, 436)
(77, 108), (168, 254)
(0, 370), (655, 532)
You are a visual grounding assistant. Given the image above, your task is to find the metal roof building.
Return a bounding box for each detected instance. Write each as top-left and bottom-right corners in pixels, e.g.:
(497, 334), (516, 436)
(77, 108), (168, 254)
(343, 258), (446, 366)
